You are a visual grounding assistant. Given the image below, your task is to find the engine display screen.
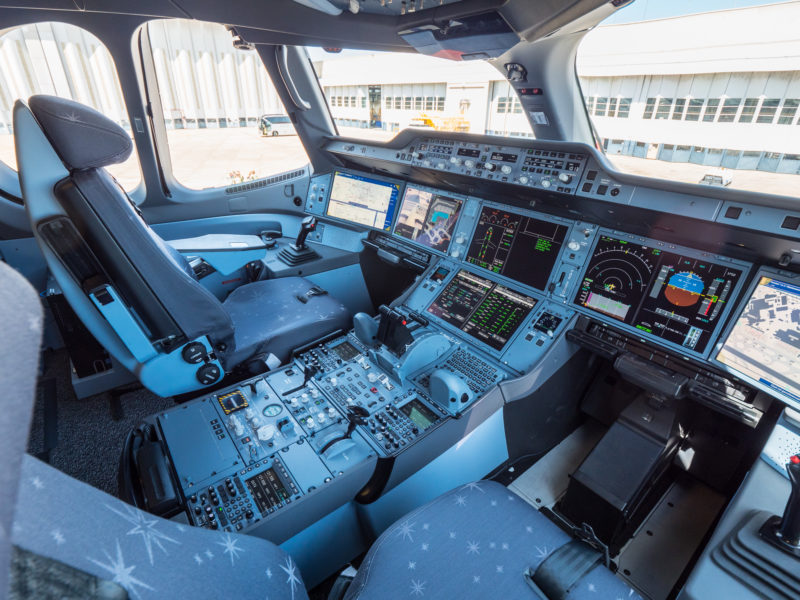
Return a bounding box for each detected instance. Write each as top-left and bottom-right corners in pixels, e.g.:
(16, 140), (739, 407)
(465, 206), (568, 291)
(394, 185), (463, 253)
(245, 468), (290, 514)
(574, 235), (743, 354)
(428, 269), (537, 351)
(326, 171), (401, 231)
(716, 276), (800, 406)
(400, 398), (439, 430)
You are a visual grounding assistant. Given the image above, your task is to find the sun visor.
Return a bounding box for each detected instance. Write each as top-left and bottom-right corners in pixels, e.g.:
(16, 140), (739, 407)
(399, 12), (519, 61)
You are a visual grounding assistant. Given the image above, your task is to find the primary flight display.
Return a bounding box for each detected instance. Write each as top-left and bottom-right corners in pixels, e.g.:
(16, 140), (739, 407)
(465, 206), (568, 291)
(574, 236), (743, 353)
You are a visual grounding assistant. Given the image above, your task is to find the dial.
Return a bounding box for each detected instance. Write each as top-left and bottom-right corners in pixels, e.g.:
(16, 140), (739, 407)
(262, 403), (283, 417)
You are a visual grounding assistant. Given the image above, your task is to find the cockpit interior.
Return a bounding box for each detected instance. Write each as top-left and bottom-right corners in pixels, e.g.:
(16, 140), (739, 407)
(2, 0), (800, 598)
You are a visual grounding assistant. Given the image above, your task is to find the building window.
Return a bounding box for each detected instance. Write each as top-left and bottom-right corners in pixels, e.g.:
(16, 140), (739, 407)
(757, 98), (780, 123)
(496, 97), (508, 113)
(738, 98), (759, 123)
(718, 98), (741, 122)
(414, 96), (423, 110)
(702, 99), (720, 122)
(350, 96), (356, 106)
(672, 98), (686, 120)
(617, 98), (631, 118)
(344, 97), (350, 107)
(385, 97), (392, 109)
(595, 97), (608, 117)
(685, 98), (704, 121)
(404, 97), (412, 110)
(642, 97), (657, 119)
(394, 97), (401, 109)
(585, 96), (595, 113)
(436, 97), (446, 111)
(607, 97), (618, 117)
(423, 97), (433, 111)
(655, 98), (672, 119)
(361, 97), (366, 108)
(778, 99), (799, 124)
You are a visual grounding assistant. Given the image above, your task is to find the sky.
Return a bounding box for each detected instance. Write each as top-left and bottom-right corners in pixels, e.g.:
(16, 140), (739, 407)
(305, 0), (795, 58)
(603, 0), (792, 24)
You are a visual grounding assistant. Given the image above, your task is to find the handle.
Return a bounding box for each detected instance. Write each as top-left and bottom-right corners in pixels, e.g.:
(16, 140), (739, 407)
(276, 45), (311, 111)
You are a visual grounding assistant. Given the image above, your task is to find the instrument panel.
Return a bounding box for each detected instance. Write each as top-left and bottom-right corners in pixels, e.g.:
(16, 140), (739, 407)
(574, 233), (747, 356)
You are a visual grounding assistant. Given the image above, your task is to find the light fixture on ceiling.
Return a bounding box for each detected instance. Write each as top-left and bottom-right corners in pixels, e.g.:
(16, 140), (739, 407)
(292, 0), (342, 16)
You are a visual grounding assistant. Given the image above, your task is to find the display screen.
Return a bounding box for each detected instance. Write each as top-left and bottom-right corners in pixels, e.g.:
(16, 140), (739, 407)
(574, 235), (743, 353)
(427, 269), (537, 350)
(331, 341), (359, 362)
(245, 468), (290, 513)
(400, 398), (438, 430)
(326, 171), (400, 230)
(431, 266), (450, 283)
(393, 185), (463, 252)
(465, 206), (568, 291)
(490, 152), (518, 163)
(716, 276), (800, 405)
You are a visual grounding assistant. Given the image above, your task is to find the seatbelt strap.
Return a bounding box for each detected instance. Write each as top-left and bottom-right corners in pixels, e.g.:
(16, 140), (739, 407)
(523, 540), (603, 600)
(296, 286), (328, 303)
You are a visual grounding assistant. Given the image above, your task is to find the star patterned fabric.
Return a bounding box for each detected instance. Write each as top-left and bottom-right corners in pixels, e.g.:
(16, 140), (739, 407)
(12, 454), (307, 600)
(344, 481), (644, 600)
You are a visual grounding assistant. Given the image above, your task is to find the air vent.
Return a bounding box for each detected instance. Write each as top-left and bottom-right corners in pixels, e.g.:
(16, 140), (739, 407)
(781, 215), (800, 231)
(225, 168), (306, 195)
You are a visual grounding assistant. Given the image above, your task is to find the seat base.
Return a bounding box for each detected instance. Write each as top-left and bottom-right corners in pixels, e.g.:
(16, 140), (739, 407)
(344, 481), (642, 600)
(223, 276), (351, 367)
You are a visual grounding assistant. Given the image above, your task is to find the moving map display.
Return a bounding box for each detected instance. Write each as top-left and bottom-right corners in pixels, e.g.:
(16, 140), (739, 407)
(428, 269), (537, 351)
(574, 235), (743, 353)
(326, 171), (400, 230)
(465, 206), (568, 291)
(716, 276), (800, 405)
(394, 185), (463, 253)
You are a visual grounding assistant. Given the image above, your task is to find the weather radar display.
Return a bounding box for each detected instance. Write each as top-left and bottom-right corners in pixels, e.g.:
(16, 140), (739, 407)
(574, 236), (743, 353)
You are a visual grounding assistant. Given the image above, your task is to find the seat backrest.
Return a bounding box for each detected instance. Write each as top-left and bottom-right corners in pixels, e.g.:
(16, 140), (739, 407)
(0, 261), (42, 595)
(15, 96), (234, 389)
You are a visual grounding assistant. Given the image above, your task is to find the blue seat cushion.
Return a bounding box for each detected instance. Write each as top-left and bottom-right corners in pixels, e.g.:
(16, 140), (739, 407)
(12, 454), (309, 600)
(345, 481), (643, 600)
(223, 276), (351, 366)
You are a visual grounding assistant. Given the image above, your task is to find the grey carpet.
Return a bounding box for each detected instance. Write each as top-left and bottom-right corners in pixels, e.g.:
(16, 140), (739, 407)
(26, 349), (173, 497)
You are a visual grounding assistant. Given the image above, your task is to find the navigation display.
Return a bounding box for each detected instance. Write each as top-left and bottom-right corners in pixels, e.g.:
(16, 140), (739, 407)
(716, 276), (800, 405)
(574, 235), (743, 353)
(428, 269), (537, 351)
(394, 185), (463, 252)
(326, 171), (400, 230)
(465, 206), (568, 291)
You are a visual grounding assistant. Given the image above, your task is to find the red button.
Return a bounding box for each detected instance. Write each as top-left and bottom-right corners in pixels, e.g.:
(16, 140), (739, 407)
(791, 455), (800, 465)
(370, 387), (378, 393)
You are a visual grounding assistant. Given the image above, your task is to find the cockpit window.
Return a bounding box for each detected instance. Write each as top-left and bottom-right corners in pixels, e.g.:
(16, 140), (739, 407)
(306, 48), (534, 141)
(576, 1), (800, 198)
(144, 19), (309, 190)
(0, 22), (141, 191)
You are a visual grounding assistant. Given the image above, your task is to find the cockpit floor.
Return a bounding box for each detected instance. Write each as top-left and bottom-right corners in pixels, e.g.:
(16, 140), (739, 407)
(26, 349), (173, 496)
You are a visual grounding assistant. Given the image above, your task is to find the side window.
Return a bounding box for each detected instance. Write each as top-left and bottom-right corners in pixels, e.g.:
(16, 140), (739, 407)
(145, 19), (309, 191)
(577, 2), (800, 198)
(0, 22), (141, 190)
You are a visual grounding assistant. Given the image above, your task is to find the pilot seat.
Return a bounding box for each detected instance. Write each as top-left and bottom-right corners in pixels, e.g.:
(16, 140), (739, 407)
(13, 95), (351, 396)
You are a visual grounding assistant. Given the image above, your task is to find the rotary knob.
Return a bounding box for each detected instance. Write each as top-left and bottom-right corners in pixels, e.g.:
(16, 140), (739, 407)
(257, 424), (275, 441)
(500, 165), (512, 175)
(558, 172), (573, 184)
(423, 159), (432, 167)
(464, 159), (475, 168)
(567, 241), (581, 252)
(450, 156), (462, 166)
(541, 179), (551, 188)
(436, 162), (445, 169)
(519, 176), (529, 184)
(484, 162), (496, 172)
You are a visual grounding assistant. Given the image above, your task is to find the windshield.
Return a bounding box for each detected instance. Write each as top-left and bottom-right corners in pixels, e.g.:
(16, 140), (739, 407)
(577, 0), (800, 198)
(307, 48), (533, 141)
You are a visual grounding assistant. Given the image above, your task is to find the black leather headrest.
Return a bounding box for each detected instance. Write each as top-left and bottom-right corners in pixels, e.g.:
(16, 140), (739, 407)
(28, 95), (132, 170)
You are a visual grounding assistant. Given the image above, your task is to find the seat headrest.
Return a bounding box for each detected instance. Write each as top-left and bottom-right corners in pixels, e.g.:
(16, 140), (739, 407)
(28, 95), (132, 170)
